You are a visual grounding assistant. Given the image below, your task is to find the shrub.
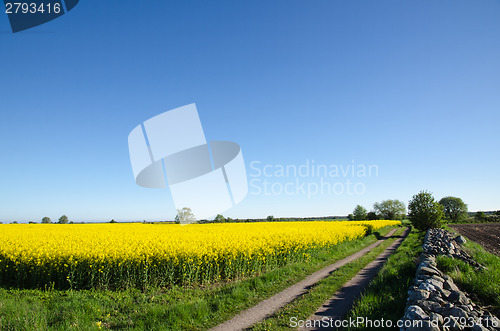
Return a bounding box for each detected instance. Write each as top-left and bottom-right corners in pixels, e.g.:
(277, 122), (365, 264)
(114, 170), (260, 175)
(353, 205), (367, 221)
(475, 211), (486, 221)
(439, 196), (468, 222)
(175, 207), (196, 224)
(213, 214), (226, 223)
(408, 191), (444, 231)
(373, 199), (406, 220)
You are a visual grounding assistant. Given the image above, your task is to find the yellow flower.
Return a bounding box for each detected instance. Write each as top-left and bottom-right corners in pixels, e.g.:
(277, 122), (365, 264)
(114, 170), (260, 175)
(0, 220), (399, 288)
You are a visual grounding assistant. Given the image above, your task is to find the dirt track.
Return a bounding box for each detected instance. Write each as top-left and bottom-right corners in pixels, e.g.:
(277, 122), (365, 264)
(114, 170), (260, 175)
(301, 227), (410, 330)
(210, 228), (402, 331)
(449, 223), (500, 256)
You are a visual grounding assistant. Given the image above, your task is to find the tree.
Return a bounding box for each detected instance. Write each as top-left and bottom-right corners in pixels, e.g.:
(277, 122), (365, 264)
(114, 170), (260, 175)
(175, 207), (196, 224)
(408, 191), (444, 231)
(347, 214), (354, 221)
(367, 211), (379, 220)
(439, 197), (468, 223)
(353, 205), (367, 221)
(213, 214), (226, 223)
(41, 217), (51, 224)
(58, 215), (69, 224)
(373, 200), (406, 220)
(266, 215), (275, 222)
(475, 211), (486, 221)
(109, 219), (116, 223)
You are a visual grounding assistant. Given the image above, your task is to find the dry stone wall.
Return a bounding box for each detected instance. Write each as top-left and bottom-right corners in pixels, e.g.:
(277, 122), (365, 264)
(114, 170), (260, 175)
(401, 228), (499, 331)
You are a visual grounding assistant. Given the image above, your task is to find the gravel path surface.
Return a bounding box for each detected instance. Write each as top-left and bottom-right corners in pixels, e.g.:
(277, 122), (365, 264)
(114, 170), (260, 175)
(210, 227), (402, 331)
(301, 227), (410, 331)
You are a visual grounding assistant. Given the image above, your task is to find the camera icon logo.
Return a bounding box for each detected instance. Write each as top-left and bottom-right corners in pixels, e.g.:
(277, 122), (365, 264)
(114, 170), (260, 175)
(128, 104), (248, 222)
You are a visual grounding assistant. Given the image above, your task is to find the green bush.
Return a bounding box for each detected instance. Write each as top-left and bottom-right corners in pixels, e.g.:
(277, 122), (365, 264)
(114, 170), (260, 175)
(408, 191), (444, 231)
(475, 211), (486, 221)
(353, 205), (367, 221)
(373, 199), (406, 220)
(439, 196), (468, 223)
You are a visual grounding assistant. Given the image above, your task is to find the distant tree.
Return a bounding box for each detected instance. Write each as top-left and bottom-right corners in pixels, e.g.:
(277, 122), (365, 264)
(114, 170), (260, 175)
(41, 217), (51, 224)
(353, 205), (367, 221)
(109, 219), (116, 223)
(11, 221), (18, 224)
(214, 214), (226, 223)
(226, 217), (234, 223)
(28, 221), (36, 224)
(374, 200), (406, 220)
(175, 207), (196, 224)
(347, 214), (354, 221)
(58, 215), (69, 224)
(366, 211), (379, 220)
(408, 191), (444, 231)
(266, 215), (275, 222)
(475, 211), (486, 222)
(495, 210), (500, 216)
(439, 197), (468, 223)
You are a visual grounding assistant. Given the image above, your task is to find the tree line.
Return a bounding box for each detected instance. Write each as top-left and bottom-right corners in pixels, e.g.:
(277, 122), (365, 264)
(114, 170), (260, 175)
(350, 194), (472, 223)
(351, 191), (499, 231)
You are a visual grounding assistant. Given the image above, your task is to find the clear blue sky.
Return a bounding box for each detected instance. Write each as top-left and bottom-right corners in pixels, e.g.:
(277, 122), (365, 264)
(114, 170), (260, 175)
(1, 0), (499, 222)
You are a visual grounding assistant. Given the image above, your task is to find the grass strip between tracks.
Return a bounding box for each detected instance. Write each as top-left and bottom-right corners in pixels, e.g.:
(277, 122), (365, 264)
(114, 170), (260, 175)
(0, 226), (398, 331)
(250, 226), (408, 331)
(345, 228), (424, 330)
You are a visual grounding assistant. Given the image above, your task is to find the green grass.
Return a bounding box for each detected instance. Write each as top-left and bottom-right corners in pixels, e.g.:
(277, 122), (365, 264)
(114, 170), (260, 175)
(249, 227), (408, 331)
(437, 227), (500, 310)
(0, 226), (398, 330)
(345, 228), (424, 330)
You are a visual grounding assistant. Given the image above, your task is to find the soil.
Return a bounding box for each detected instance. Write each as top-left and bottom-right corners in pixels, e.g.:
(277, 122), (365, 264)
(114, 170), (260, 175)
(450, 223), (500, 256)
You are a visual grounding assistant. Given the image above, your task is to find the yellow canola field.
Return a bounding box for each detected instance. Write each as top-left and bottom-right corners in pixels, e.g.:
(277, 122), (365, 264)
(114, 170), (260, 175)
(0, 220), (399, 289)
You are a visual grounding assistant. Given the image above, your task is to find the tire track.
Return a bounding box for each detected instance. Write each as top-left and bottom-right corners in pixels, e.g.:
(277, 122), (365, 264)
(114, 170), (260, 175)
(210, 228), (402, 331)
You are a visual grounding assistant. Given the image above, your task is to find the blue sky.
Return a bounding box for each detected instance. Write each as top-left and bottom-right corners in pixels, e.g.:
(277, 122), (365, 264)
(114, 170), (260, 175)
(1, 0), (499, 222)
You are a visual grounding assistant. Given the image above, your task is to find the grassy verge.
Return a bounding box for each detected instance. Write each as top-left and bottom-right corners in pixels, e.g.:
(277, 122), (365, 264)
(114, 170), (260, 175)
(249, 227), (408, 331)
(345, 228), (424, 330)
(437, 227), (500, 310)
(0, 226), (398, 331)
